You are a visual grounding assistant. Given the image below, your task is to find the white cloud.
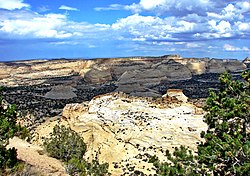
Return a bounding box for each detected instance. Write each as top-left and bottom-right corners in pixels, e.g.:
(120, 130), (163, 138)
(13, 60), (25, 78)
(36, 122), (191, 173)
(186, 43), (202, 48)
(125, 0), (214, 15)
(207, 3), (245, 20)
(59, 5), (79, 11)
(38, 6), (50, 13)
(0, 10), (113, 45)
(139, 0), (166, 11)
(224, 44), (249, 51)
(94, 4), (124, 11)
(0, 13), (71, 38)
(208, 20), (231, 34)
(0, 0), (29, 10)
(235, 21), (250, 31)
(236, 1), (250, 13)
(111, 14), (198, 41)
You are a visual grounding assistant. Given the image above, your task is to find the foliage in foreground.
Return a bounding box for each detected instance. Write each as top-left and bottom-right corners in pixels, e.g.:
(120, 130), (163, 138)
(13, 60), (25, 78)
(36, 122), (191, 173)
(0, 87), (30, 174)
(148, 146), (199, 175)
(0, 89), (18, 170)
(43, 125), (110, 176)
(149, 70), (250, 175)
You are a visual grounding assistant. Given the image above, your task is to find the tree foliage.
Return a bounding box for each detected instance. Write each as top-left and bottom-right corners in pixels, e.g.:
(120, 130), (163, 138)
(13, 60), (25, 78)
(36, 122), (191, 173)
(43, 125), (110, 176)
(0, 87), (18, 171)
(0, 87), (30, 173)
(149, 146), (199, 175)
(149, 70), (250, 176)
(198, 70), (250, 175)
(43, 125), (87, 162)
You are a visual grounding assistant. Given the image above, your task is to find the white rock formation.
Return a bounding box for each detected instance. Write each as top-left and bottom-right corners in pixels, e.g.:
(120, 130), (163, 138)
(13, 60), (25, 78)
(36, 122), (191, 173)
(34, 92), (207, 175)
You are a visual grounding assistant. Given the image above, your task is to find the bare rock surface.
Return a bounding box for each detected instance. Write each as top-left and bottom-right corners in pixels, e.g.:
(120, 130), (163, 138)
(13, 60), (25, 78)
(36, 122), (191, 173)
(8, 137), (68, 176)
(33, 92), (207, 175)
(163, 89), (188, 103)
(44, 85), (77, 99)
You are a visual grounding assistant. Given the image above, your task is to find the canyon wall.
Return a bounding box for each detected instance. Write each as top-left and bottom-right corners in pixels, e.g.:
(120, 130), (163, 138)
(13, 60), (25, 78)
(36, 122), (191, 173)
(0, 55), (248, 98)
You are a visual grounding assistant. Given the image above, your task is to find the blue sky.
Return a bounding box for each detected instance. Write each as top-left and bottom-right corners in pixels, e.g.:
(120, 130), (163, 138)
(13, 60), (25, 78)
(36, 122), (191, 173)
(0, 0), (249, 61)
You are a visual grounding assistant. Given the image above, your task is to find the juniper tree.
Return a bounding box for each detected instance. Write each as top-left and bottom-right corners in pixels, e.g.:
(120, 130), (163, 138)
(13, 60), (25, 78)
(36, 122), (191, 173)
(198, 70), (250, 175)
(0, 87), (18, 171)
(149, 70), (250, 176)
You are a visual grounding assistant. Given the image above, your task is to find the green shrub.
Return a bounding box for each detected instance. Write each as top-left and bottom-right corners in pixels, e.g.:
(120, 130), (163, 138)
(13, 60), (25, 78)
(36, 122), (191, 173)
(43, 125), (86, 162)
(66, 158), (110, 176)
(43, 125), (110, 175)
(149, 146), (200, 176)
(0, 87), (22, 172)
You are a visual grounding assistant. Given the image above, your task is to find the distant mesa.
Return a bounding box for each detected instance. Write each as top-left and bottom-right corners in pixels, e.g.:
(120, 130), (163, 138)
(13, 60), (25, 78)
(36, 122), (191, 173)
(0, 54), (248, 98)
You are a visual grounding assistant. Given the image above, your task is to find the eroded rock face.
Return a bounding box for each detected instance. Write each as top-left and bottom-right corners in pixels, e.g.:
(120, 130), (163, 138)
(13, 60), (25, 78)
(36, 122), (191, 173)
(44, 86), (77, 99)
(0, 55), (247, 97)
(34, 92), (207, 175)
(223, 59), (247, 72)
(186, 61), (207, 75)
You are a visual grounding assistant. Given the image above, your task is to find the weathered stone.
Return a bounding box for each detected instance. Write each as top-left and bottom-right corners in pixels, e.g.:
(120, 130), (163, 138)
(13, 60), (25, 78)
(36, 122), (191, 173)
(186, 61), (207, 75)
(206, 59), (226, 73)
(34, 92), (207, 175)
(44, 86), (77, 99)
(84, 68), (112, 84)
(223, 60), (247, 72)
(163, 89), (188, 103)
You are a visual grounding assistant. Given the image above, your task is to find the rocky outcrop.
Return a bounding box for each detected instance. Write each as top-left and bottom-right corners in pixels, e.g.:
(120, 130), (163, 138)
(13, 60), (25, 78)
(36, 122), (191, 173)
(163, 89), (188, 103)
(186, 60), (207, 75)
(84, 68), (112, 84)
(44, 85), (77, 99)
(243, 57), (250, 68)
(223, 59), (247, 72)
(33, 92), (207, 175)
(206, 59), (227, 73)
(115, 59), (192, 96)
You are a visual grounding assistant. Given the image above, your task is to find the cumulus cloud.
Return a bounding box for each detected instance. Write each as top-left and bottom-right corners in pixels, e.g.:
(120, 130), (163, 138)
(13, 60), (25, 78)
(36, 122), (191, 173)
(139, 0), (167, 11)
(224, 44), (249, 51)
(59, 5), (79, 11)
(0, 0), (29, 10)
(111, 14), (198, 42)
(208, 20), (231, 34)
(0, 0), (249, 59)
(0, 11), (110, 41)
(0, 13), (71, 38)
(124, 0), (214, 16)
(235, 21), (250, 31)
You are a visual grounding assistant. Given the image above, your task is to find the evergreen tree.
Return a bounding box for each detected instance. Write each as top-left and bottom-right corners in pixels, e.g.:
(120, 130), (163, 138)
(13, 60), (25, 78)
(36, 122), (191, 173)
(149, 70), (250, 175)
(0, 87), (18, 171)
(198, 70), (250, 175)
